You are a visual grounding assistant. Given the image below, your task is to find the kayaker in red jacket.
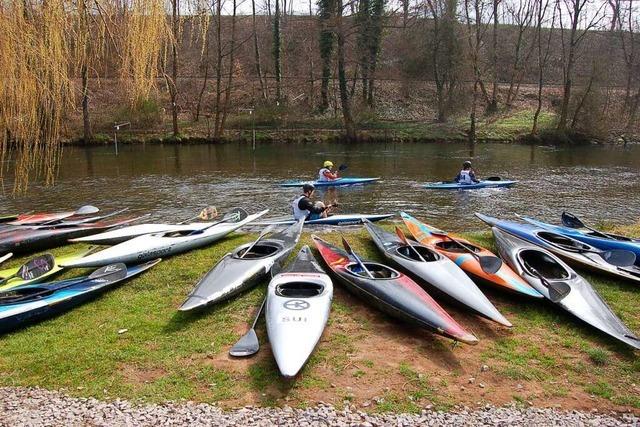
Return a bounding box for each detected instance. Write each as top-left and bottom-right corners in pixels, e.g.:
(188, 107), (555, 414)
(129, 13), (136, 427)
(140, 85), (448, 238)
(318, 161), (339, 182)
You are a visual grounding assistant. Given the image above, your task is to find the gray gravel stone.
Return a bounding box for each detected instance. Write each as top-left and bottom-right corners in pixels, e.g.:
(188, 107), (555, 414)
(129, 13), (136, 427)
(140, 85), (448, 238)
(0, 387), (637, 426)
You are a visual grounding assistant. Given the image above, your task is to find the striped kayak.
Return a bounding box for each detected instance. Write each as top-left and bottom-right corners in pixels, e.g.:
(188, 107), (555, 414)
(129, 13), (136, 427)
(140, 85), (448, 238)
(491, 227), (640, 350)
(400, 212), (542, 298)
(0, 259), (160, 334)
(279, 177), (380, 187)
(266, 246), (333, 378)
(363, 219), (512, 327)
(179, 219), (304, 311)
(312, 235), (478, 344)
(62, 209), (269, 268)
(254, 213), (393, 226)
(423, 180), (517, 190)
(475, 213), (640, 285)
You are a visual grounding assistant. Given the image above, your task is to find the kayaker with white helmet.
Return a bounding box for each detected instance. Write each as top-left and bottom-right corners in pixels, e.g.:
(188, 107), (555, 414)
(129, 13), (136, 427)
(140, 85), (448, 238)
(292, 184), (334, 220)
(318, 161), (339, 182)
(455, 161), (480, 185)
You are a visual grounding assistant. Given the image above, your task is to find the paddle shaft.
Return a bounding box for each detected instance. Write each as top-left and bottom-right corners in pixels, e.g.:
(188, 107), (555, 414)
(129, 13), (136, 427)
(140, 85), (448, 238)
(395, 227), (427, 263)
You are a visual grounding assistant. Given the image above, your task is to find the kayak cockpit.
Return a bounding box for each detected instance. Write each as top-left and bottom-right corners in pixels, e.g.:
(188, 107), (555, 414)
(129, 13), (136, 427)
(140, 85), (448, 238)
(395, 245), (439, 262)
(346, 262), (400, 279)
(276, 282), (324, 297)
(536, 231), (591, 252)
(435, 240), (481, 253)
(0, 286), (54, 305)
(518, 249), (570, 280)
(234, 243), (281, 259)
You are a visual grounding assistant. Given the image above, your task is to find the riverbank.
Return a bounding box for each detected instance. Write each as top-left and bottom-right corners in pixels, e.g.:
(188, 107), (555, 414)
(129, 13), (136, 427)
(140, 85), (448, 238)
(1, 387), (637, 426)
(0, 226), (638, 415)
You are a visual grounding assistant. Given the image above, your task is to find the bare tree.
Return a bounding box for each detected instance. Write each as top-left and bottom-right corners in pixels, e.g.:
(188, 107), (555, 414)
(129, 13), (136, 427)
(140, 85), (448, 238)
(504, 0), (536, 107)
(252, 0), (268, 100)
(336, 0), (355, 138)
(532, 0), (555, 134)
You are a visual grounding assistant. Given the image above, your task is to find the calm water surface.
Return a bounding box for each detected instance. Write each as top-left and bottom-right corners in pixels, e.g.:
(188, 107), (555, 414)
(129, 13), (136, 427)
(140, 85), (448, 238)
(1, 142), (639, 232)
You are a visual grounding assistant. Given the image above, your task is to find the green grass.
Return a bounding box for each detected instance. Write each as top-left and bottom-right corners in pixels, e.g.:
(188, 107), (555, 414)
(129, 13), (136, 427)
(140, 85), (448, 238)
(0, 226), (638, 411)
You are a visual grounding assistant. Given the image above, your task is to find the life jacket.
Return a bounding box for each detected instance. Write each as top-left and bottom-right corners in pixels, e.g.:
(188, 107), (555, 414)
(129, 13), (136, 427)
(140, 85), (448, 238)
(459, 169), (473, 184)
(318, 167), (331, 182)
(291, 195), (309, 220)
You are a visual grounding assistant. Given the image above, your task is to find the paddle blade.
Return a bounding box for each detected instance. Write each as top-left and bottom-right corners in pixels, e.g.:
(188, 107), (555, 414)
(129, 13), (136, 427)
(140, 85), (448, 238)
(75, 205), (100, 215)
(229, 329), (259, 357)
(395, 226), (409, 244)
(600, 249), (636, 267)
(561, 211), (585, 229)
(479, 255), (502, 274)
(547, 281), (571, 303)
(17, 254), (56, 280)
(225, 207), (249, 223)
(485, 176), (502, 181)
(198, 206), (218, 221)
(88, 263), (127, 281)
(338, 164), (348, 171)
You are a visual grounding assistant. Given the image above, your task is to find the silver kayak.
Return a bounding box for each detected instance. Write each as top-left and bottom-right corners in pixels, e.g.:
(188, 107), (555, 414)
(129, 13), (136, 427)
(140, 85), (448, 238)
(63, 209), (269, 268)
(363, 220), (512, 327)
(70, 223), (214, 245)
(179, 219), (304, 311)
(266, 245), (333, 378)
(492, 227), (640, 350)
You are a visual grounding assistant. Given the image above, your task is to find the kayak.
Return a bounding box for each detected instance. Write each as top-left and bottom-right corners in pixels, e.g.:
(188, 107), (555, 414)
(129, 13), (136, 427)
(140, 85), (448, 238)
(423, 180), (517, 190)
(475, 213), (640, 285)
(0, 259), (160, 334)
(0, 253), (11, 266)
(0, 250), (92, 291)
(363, 219), (512, 327)
(400, 212), (542, 298)
(0, 217), (143, 255)
(491, 227), (640, 350)
(521, 216), (640, 261)
(266, 246), (333, 378)
(63, 209), (269, 268)
(0, 208), (131, 233)
(6, 208), (98, 226)
(312, 235), (478, 344)
(71, 223), (214, 245)
(254, 213), (393, 226)
(179, 219), (304, 311)
(279, 177), (380, 188)
(0, 215), (17, 223)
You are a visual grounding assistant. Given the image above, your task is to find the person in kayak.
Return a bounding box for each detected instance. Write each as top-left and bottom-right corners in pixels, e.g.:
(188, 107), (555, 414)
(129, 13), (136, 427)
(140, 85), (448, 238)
(292, 184), (334, 220)
(454, 161), (480, 184)
(318, 161), (339, 182)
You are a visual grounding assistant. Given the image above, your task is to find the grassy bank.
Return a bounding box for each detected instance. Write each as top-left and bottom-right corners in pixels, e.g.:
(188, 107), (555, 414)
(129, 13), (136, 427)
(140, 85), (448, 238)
(71, 109), (564, 146)
(0, 225), (638, 413)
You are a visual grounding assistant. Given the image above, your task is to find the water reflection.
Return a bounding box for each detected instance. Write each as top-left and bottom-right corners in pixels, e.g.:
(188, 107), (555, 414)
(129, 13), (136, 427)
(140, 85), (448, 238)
(1, 142), (639, 232)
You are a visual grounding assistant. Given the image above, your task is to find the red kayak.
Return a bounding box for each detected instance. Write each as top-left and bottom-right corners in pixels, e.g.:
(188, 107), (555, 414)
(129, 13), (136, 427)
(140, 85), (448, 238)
(312, 235), (478, 345)
(6, 205), (99, 226)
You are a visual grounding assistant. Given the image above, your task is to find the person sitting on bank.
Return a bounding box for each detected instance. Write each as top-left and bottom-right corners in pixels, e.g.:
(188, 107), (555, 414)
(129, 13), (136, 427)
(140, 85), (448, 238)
(454, 161), (480, 184)
(292, 184), (333, 220)
(318, 161), (339, 182)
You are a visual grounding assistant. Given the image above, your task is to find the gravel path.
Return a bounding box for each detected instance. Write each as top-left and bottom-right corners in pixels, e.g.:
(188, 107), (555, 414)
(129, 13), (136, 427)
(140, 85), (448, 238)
(0, 387), (637, 426)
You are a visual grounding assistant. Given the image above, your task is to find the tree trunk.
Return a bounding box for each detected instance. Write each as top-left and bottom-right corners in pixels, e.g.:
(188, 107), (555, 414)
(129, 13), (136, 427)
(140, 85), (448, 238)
(81, 63), (92, 143)
(213, 0), (223, 137)
(273, 0), (282, 104)
(488, 0), (499, 113)
(220, 0), (237, 134)
(170, 0), (179, 137)
(336, 0), (355, 139)
(252, 0), (267, 100)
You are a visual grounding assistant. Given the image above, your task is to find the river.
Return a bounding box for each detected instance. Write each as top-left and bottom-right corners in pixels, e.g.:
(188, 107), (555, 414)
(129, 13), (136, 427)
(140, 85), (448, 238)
(1, 142), (639, 231)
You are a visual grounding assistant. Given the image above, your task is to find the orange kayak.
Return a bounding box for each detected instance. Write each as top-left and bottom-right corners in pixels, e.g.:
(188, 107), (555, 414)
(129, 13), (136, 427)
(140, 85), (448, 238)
(400, 212), (543, 298)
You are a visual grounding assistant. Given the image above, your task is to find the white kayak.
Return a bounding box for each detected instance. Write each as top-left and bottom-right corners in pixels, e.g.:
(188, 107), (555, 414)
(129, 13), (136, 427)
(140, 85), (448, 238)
(179, 219), (305, 311)
(266, 245), (333, 378)
(0, 253), (11, 266)
(69, 222), (213, 245)
(63, 209), (268, 268)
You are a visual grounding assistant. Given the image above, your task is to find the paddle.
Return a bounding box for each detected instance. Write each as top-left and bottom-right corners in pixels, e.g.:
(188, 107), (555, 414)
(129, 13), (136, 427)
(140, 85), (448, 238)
(0, 253), (12, 265)
(341, 236), (374, 278)
(395, 227), (427, 263)
(561, 212), (636, 242)
(229, 296), (267, 357)
(178, 206), (218, 224)
(0, 254), (56, 285)
(188, 208), (248, 236)
(428, 229), (503, 274)
(338, 164), (348, 172)
(37, 205), (101, 226)
(241, 225), (276, 259)
(524, 262), (571, 303)
(0, 263), (128, 304)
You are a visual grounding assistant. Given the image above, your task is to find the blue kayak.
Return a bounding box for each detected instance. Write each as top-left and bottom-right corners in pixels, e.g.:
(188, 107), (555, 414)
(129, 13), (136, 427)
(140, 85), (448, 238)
(254, 213), (393, 226)
(279, 177), (381, 188)
(475, 213), (640, 285)
(0, 259), (160, 333)
(423, 180), (517, 190)
(521, 216), (640, 260)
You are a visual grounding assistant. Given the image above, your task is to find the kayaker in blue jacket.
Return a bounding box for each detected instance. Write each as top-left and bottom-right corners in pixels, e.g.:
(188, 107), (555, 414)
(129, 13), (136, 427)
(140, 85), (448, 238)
(292, 184), (334, 220)
(455, 161), (480, 184)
